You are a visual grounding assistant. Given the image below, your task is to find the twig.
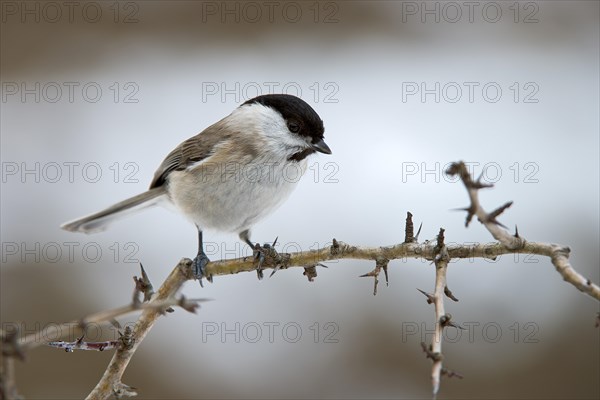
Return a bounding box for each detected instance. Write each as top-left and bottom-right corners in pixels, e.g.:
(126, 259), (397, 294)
(444, 285), (459, 302)
(200, 238), (599, 302)
(0, 353), (22, 400)
(447, 161), (599, 301)
(431, 228), (449, 396)
(420, 229), (464, 396)
(3, 160), (599, 398)
(47, 335), (118, 353)
(133, 263), (154, 303)
(85, 259), (197, 399)
(359, 257), (389, 296)
(13, 295), (202, 352)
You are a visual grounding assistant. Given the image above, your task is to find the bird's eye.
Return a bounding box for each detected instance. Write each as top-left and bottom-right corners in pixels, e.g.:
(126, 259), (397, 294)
(287, 121), (300, 133)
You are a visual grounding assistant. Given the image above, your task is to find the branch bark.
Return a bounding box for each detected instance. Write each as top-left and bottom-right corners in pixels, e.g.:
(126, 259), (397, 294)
(201, 239), (599, 301)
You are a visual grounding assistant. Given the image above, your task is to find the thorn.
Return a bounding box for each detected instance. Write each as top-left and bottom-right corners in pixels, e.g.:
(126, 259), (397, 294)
(269, 264), (282, 278)
(450, 206), (476, 227)
(447, 321), (466, 330)
(475, 170), (485, 186)
(471, 178), (493, 190)
(441, 367), (464, 379)
(473, 181), (494, 190)
(420, 341), (442, 362)
(438, 228), (446, 246)
(272, 236), (278, 247)
(417, 288), (435, 304)
(439, 313), (452, 327)
(450, 206), (471, 212)
(514, 225), (519, 238)
(316, 263), (328, 268)
(415, 222), (423, 242)
(109, 319), (121, 330)
(372, 275), (379, 296)
(485, 201), (513, 228)
(404, 211), (414, 243)
(445, 162), (461, 177)
(360, 260), (387, 296)
(447, 161), (495, 199)
(436, 228), (445, 248)
(383, 264), (389, 286)
(178, 295), (200, 313)
(465, 210), (475, 227)
(113, 382), (138, 398)
(444, 285), (459, 302)
(440, 314), (465, 330)
(133, 263), (154, 303)
(488, 219), (508, 229)
(140, 263), (150, 283)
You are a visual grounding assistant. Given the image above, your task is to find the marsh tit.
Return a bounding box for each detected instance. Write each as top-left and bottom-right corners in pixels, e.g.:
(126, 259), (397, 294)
(61, 94), (331, 282)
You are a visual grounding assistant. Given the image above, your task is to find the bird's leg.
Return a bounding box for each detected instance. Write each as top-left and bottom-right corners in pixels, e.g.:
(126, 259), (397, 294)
(239, 229), (265, 280)
(192, 228), (212, 286)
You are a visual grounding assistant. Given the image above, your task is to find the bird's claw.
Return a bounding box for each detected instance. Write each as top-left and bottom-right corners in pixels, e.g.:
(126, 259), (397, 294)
(252, 237), (282, 280)
(192, 253), (212, 287)
(253, 243), (266, 280)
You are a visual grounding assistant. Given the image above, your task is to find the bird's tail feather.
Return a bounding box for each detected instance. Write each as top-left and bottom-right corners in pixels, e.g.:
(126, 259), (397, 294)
(60, 187), (167, 234)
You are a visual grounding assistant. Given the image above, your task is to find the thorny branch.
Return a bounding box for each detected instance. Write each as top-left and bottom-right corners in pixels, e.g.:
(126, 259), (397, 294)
(431, 228), (449, 395)
(1, 261), (204, 400)
(9, 290), (202, 352)
(446, 161), (599, 301)
(200, 238), (599, 303)
(1, 160), (598, 399)
(85, 259), (200, 400)
(418, 229), (463, 396)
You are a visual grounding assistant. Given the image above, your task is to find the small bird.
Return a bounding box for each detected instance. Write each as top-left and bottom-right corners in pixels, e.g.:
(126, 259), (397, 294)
(61, 94), (331, 282)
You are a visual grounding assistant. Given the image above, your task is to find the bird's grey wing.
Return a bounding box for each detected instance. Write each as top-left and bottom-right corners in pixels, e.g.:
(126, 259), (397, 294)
(149, 120), (231, 189)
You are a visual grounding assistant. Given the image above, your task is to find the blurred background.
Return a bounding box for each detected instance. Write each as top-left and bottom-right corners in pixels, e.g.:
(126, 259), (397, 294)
(1, 1), (599, 398)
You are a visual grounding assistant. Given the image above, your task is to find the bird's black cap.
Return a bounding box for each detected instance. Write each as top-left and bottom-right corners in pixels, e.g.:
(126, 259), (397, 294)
(242, 94), (326, 146)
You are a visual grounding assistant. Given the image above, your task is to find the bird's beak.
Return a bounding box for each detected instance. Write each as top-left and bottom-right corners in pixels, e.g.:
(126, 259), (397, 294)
(311, 138), (332, 155)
